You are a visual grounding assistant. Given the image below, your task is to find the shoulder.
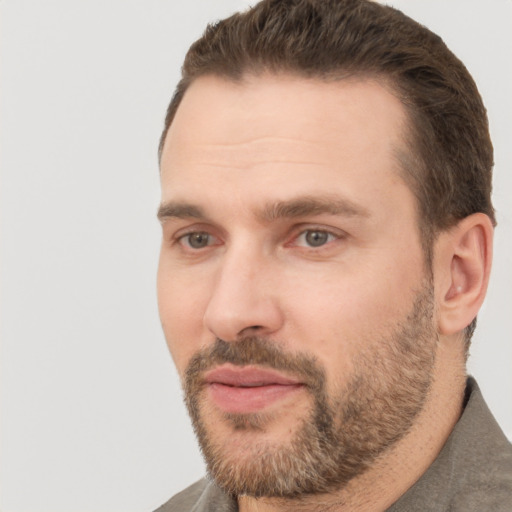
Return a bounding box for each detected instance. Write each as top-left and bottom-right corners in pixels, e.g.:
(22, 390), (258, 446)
(153, 479), (209, 512)
(153, 478), (237, 512)
(451, 378), (512, 504)
(448, 383), (512, 511)
(389, 378), (512, 512)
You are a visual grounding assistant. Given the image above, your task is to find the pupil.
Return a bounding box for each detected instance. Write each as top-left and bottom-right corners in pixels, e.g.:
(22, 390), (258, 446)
(189, 233), (209, 248)
(306, 231), (328, 247)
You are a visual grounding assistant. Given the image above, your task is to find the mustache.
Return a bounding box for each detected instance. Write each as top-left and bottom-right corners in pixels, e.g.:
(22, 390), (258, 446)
(185, 337), (325, 391)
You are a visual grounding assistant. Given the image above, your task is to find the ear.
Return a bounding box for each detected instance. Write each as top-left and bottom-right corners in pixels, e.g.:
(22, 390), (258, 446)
(435, 213), (493, 336)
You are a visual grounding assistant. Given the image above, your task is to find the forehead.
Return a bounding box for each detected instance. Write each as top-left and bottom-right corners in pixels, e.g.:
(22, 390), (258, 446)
(159, 74), (412, 215)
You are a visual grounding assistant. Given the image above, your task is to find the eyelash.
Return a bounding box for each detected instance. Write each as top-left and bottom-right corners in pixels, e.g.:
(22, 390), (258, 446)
(171, 225), (345, 252)
(289, 227), (344, 250)
(176, 231), (219, 250)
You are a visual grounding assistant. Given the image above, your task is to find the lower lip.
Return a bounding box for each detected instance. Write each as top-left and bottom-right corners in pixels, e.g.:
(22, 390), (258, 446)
(207, 383), (304, 414)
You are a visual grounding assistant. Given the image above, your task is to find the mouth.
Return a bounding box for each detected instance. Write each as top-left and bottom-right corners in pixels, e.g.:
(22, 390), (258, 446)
(203, 364), (305, 414)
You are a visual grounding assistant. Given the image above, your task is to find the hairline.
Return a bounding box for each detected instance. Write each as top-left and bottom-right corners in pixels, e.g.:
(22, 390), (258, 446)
(159, 69), (437, 238)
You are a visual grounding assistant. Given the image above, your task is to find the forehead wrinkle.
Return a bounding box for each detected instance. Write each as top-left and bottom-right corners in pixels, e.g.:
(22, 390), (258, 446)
(180, 136), (331, 170)
(257, 195), (371, 223)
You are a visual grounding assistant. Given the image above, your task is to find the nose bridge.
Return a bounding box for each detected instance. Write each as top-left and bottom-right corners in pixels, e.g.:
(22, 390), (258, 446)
(203, 238), (283, 341)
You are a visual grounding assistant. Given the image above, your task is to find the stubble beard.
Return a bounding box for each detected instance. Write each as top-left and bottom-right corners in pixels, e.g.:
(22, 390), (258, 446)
(183, 281), (437, 499)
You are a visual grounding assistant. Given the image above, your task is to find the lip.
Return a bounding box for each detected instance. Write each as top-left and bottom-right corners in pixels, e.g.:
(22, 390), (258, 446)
(204, 365), (302, 387)
(203, 365), (304, 414)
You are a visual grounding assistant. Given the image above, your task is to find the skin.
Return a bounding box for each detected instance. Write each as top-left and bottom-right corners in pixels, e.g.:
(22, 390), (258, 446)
(157, 74), (493, 511)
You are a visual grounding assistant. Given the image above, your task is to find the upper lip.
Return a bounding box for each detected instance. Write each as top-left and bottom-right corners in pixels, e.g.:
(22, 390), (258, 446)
(203, 365), (302, 387)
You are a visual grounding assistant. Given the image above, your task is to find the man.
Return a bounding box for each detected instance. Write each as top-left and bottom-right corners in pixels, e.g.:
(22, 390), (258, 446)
(155, 0), (512, 510)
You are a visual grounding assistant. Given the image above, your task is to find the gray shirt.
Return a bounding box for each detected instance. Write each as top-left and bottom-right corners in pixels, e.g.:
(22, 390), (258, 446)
(155, 378), (512, 511)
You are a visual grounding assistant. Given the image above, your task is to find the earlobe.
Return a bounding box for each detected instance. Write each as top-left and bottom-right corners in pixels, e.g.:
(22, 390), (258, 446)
(437, 213), (493, 336)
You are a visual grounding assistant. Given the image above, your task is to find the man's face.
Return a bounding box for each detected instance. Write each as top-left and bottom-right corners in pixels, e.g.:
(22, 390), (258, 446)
(158, 75), (438, 497)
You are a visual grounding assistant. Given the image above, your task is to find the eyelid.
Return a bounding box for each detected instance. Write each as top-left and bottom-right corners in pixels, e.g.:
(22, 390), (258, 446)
(178, 230), (215, 244)
(171, 224), (223, 251)
(295, 230), (336, 247)
(165, 222), (347, 251)
(287, 224), (348, 248)
(167, 221), (217, 240)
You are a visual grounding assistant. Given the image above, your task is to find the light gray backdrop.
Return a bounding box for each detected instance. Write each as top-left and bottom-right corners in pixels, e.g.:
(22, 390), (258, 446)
(1, 1), (510, 511)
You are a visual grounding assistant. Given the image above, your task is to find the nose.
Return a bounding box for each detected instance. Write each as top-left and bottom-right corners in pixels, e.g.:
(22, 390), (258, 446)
(203, 245), (284, 342)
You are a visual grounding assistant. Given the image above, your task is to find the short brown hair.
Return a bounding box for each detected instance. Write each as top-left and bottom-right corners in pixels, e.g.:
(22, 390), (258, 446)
(160, 0), (494, 228)
(159, 0), (496, 342)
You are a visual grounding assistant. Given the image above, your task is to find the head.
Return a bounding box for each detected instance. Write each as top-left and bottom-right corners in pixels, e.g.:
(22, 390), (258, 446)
(157, 0), (494, 502)
(159, 1), (495, 230)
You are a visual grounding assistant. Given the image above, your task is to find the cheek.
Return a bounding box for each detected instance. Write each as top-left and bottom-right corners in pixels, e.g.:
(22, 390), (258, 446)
(284, 260), (422, 381)
(157, 257), (210, 372)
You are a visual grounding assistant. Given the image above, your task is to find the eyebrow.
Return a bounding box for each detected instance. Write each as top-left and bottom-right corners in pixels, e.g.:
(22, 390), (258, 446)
(257, 195), (370, 222)
(157, 202), (205, 221)
(157, 195), (370, 223)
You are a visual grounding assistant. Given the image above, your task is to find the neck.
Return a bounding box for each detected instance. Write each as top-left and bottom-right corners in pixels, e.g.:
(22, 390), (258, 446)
(238, 338), (467, 512)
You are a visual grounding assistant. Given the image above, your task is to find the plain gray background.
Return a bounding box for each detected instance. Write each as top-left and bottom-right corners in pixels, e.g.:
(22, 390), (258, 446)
(1, 1), (510, 511)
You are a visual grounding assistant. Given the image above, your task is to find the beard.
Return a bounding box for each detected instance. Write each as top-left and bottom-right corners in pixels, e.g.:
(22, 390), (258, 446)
(183, 281), (437, 499)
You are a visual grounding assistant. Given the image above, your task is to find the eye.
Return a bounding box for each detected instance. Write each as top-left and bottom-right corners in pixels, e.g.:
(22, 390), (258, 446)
(179, 231), (215, 249)
(295, 229), (337, 248)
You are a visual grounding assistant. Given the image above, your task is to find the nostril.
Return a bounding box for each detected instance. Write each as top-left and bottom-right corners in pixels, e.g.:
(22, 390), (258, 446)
(238, 325), (264, 336)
